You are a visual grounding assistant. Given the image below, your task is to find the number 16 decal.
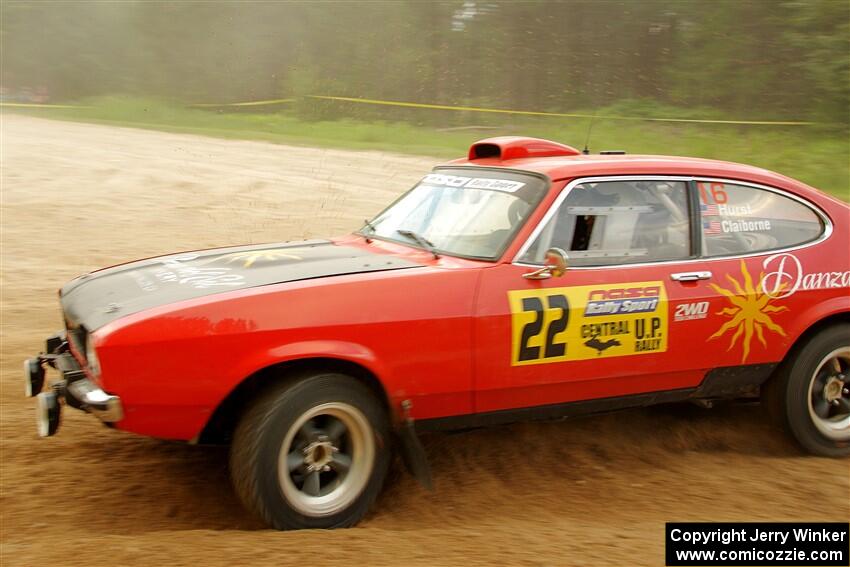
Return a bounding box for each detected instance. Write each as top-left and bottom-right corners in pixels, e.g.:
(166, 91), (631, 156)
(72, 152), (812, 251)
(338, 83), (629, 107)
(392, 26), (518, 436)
(513, 294), (570, 364)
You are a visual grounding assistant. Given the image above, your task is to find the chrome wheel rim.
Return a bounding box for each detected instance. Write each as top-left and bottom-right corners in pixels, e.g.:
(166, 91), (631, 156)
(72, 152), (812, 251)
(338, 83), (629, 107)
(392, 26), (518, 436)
(807, 347), (850, 441)
(278, 402), (374, 517)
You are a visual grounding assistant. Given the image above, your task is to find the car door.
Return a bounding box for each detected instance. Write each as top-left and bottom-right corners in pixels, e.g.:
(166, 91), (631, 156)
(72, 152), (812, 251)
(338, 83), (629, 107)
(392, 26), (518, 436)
(473, 176), (714, 414)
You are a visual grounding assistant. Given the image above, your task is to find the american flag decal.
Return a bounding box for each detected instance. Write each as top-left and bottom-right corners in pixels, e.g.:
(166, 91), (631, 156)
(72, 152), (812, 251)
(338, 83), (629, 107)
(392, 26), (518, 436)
(700, 203), (719, 216)
(703, 220), (722, 234)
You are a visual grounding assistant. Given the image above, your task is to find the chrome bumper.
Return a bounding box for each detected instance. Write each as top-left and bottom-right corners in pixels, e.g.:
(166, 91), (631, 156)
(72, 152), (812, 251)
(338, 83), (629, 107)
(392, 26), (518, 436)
(66, 378), (124, 422)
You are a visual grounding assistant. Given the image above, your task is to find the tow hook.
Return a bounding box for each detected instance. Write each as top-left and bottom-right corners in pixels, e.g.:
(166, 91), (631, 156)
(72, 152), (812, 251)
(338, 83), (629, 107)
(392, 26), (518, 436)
(398, 399), (433, 490)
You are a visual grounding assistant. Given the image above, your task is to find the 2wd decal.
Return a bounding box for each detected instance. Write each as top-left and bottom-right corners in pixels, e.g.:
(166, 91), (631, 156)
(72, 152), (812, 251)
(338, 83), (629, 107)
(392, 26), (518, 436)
(709, 260), (787, 363)
(509, 281), (668, 366)
(674, 301), (709, 321)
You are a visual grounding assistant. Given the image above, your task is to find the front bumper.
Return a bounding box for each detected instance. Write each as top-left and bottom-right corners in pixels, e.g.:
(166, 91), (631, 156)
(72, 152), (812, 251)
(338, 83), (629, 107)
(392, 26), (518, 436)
(26, 332), (123, 437)
(65, 377), (124, 422)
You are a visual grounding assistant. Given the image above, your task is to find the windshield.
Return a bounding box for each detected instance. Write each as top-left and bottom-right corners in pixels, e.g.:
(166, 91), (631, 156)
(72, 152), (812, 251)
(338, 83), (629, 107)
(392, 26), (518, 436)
(365, 168), (548, 260)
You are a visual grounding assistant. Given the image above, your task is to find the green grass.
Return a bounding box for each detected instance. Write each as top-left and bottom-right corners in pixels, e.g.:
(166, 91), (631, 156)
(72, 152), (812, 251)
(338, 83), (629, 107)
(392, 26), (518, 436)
(7, 96), (848, 200)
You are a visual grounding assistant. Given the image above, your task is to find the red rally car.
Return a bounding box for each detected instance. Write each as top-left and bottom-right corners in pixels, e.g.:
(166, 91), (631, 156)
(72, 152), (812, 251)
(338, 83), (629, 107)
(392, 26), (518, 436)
(26, 137), (850, 530)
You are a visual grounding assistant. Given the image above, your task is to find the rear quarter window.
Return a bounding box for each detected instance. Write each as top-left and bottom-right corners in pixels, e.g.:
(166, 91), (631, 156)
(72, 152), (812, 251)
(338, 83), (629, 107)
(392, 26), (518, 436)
(698, 181), (824, 257)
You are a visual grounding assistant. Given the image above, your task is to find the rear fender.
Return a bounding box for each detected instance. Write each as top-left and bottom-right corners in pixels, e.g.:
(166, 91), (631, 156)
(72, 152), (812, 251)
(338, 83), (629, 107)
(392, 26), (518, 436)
(783, 296), (850, 357)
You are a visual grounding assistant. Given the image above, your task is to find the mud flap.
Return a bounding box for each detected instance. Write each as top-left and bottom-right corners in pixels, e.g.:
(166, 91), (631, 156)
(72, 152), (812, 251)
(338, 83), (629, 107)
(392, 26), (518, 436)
(398, 400), (433, 490)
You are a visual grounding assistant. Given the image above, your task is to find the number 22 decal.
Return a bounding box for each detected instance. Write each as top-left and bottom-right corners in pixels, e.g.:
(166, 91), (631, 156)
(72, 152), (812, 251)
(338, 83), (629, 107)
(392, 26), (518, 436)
(517, 294), (569, 362)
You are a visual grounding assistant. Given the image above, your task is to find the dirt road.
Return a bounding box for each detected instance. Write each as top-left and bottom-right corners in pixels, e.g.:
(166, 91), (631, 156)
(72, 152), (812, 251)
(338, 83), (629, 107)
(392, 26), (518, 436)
(1, 115), (847, 566)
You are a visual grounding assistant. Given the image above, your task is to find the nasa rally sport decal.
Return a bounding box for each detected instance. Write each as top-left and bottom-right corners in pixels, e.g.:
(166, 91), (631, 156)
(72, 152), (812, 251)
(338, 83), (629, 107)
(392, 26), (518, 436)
(508, 281), (668, 366)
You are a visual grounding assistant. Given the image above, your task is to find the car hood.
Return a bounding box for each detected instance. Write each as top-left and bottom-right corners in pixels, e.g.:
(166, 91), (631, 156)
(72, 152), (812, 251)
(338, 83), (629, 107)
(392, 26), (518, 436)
(60, 239), (422, 331)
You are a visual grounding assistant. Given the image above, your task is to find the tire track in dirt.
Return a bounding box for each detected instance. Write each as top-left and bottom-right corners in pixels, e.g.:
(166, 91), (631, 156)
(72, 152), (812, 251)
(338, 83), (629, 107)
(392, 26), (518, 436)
(1, 115), (847, 566)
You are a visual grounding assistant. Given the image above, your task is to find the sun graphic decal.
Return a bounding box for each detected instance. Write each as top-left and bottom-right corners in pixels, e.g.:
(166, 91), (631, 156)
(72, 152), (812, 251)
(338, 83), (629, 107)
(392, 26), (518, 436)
(709, 260), (788, 363)
(214, 249), (302, 268)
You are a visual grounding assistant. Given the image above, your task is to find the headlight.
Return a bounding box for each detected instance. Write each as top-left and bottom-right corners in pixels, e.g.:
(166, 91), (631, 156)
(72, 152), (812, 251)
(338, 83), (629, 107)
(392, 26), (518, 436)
(86, 340), (101, 377)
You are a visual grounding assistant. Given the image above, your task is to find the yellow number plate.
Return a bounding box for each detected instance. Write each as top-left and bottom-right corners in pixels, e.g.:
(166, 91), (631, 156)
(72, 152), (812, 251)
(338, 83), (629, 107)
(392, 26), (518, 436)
(508, 281), (668, 366)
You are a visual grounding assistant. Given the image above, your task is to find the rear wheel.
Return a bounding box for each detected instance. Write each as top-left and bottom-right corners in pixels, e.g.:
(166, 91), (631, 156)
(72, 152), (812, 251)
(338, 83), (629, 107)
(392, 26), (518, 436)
(764, 324), (850, 457)
(230, 373), (391, 529)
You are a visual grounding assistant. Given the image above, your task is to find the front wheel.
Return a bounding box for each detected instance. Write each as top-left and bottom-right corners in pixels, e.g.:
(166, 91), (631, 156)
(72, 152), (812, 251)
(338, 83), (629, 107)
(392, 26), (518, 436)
(764, 324), (850, 457)
(230, 373), (391, 529)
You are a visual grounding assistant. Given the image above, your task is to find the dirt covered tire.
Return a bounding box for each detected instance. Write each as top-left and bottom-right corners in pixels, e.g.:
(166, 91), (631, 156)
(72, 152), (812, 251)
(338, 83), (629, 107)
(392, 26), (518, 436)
(230, 373), (391, 530)
(763, 324), (850, 457)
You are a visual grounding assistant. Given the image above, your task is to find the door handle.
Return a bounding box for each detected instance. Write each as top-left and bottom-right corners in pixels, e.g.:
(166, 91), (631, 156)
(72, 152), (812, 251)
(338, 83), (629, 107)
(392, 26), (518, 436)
(670, 271), (712, 282)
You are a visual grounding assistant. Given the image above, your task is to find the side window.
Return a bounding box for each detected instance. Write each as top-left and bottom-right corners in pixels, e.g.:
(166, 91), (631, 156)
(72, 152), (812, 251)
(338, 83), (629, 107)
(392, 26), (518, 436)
(698, 181), (824, 257)
(519, 180), (690, 266)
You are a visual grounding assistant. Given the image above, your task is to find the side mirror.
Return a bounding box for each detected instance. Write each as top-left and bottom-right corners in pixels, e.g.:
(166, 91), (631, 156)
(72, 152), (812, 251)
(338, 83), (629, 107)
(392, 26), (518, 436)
(523, 248), (568, 280)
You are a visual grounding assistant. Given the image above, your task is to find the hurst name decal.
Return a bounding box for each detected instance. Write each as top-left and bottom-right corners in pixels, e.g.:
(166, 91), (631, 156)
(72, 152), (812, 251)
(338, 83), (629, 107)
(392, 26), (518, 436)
(509, 282), (668, 366)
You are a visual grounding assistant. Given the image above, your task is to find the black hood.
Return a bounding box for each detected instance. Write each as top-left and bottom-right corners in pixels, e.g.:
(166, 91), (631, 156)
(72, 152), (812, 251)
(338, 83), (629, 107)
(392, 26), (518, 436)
(61, 240), (422, 331)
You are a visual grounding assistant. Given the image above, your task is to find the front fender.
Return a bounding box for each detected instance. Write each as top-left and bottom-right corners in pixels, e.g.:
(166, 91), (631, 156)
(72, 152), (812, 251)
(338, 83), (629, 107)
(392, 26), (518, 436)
(234, 339), (391, 390)
(97, 264), (478, 440)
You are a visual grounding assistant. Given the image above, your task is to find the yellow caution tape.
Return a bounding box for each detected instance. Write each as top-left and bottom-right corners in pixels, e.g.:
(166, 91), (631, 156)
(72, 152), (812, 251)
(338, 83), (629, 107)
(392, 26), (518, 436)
(306, 95), (818, 126)
(190, 98), (295, 108)
(0, 102), (91, 109)
(2, 96), (818, 126)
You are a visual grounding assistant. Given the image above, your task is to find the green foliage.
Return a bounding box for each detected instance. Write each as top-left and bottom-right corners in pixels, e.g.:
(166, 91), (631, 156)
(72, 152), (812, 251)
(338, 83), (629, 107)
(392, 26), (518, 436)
(1, 1), (848, 125)
(16, 96), (848, 201)
(782, 0), (850, 123)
